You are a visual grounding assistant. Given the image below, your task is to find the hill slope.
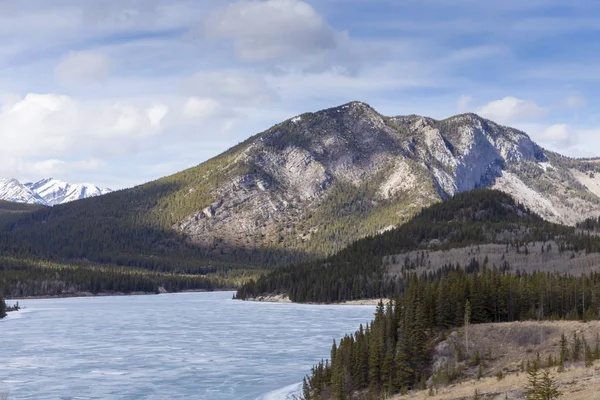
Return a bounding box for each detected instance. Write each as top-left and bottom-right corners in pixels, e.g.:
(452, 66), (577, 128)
(1, 102), (600, 270)
(392, 321), (600, 400)
(236, 189), (600, 302)
(0, 200), (44, 215)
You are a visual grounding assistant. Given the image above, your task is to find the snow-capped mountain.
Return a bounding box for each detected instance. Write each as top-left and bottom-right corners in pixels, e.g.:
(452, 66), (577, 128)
(0, 178), (47, 205)
(0, 177), (112, 206)
(25, 178), (112, 206)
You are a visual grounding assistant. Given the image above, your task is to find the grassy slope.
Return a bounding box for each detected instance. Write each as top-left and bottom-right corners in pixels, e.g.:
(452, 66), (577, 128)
(392, 320), (600, 400)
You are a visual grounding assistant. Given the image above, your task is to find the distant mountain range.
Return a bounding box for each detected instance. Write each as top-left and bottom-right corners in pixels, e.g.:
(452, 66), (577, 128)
(0, 177), (112, 206)
(0, 101), (600, 270)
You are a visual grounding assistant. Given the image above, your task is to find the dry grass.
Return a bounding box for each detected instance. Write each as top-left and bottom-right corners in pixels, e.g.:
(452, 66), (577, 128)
(392, 364), (600, 399)
(392, 320), (600, 400)
(386, 242), (600, 279)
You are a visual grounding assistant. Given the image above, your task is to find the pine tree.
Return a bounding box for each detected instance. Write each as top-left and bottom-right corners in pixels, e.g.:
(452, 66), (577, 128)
(302, 377), (312, 400)
(572, 332), (582, 362)
(381, 346), (395, 394)
(465, 299), (472, 355)
(524, 368), (539, 400)
(368, 328), (381, 391)
(536, 369), (562, 400)
(394, 340), (413, 391)
(585, 340), (594, 368)
(559, 333), (568, 370)
(331, 346), (346, 400)
(0, 294), (6, 319)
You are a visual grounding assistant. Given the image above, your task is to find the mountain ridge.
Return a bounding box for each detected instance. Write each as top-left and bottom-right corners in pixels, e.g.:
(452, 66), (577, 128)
(0, 101), (599, 270)
(0, 177), (112, 206)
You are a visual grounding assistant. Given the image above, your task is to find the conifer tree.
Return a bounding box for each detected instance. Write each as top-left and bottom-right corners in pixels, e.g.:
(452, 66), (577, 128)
(394, 339), (413, 391)
(524, 369), (540, 400)
(559, 334), (569, 366)
(465, 299), (472, 355)
(536, 369), (562, 400)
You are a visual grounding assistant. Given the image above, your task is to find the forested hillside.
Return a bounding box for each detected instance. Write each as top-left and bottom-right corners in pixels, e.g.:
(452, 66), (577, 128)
(302, 268), (600, 399)
(0, 257), (261, 299)
(236, 189), (600, 303)
(0, 200), (44, 215)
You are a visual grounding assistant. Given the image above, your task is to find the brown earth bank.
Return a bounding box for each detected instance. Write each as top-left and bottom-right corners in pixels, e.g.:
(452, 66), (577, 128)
(391, 320), (600, 400)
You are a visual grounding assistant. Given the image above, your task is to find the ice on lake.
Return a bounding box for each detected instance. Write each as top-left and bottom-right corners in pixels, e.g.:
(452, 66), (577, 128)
(0, 291), (376, 399)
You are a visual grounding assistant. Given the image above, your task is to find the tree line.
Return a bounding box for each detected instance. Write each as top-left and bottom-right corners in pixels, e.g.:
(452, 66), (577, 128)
(0, 257), (263, 299)
(303, 267), (600, 399)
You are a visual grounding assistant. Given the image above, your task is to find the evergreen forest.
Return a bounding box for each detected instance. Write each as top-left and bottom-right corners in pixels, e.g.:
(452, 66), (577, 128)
(302, 267), (600, 399)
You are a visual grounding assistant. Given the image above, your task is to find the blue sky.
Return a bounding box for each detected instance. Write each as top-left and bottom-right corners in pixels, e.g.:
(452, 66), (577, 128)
(1, 0), (599, 189)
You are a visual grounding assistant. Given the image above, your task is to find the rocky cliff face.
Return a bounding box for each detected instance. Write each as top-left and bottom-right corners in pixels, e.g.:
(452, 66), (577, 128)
(174, 102), (600, 260)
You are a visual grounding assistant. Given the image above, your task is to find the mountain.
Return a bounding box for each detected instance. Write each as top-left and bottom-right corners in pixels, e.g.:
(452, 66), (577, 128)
(1, 101), (600, 270)
(24, 178), (112, 206)
(0, 178), (46, 205)
(174, 102), (600, 259)
(0, 177), (111, 206)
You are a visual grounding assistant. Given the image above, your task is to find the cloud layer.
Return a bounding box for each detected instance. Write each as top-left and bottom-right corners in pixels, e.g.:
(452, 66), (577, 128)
(54, 51), (112, 85)
(477, 97), (547, 124)
(204, 0), (340, 63)
(0, 0), (599, 187)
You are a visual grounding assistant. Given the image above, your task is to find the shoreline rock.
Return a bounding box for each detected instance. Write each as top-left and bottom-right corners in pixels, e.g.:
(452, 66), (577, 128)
(240, 294), (387, 306)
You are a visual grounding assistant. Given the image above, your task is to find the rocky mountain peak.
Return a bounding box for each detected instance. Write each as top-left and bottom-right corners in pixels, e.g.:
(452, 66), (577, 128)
(0, 177), (111, 206)
(175, 102), (600, 262)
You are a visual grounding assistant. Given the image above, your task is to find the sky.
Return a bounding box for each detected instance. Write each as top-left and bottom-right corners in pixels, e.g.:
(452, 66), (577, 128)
(1, 0), (600, 189)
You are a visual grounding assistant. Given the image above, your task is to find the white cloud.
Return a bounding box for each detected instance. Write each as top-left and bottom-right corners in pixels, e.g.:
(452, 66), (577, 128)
(54, 51), (112, 85)
(476, 97), (547, 124)
(0, 93), (168, 160)
(184, 71), (277, 104)
(146, 103), (169, 127)
(25, 158), (106, 177)
(517, 122), (587, 153)
(182, 97), (221, 119)
(539, 124), (573, 144)
(457, 95), (472, 112)
(203, 0), (343, 63)
(565, 94), (587, 108)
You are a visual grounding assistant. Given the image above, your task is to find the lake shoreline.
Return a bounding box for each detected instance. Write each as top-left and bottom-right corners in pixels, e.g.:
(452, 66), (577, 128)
(239, 294), (386, 306)
(6, 288), (236, 301)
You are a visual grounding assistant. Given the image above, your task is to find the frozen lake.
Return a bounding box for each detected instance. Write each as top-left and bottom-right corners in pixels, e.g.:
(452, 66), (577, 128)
(0, 291), (375, 399)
